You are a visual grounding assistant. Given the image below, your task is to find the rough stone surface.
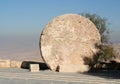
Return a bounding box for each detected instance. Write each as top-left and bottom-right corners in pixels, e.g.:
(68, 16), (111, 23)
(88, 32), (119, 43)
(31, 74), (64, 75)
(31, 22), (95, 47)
(10, 61), (22, 68)
(40, 14), (101, 72)
(30, 64), (40, 72)
(58, 64), (89, 73)
(0, 59), (23, 68)
(0, 59), (10, 68)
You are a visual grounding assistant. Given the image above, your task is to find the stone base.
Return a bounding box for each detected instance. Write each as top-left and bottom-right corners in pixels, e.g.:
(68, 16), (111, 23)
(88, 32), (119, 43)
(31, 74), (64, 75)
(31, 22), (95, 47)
(30, 64), (40, 72)
(58, 64), (90, 73)
(0, 59), (10, 68)
(10, 61), (22, 68)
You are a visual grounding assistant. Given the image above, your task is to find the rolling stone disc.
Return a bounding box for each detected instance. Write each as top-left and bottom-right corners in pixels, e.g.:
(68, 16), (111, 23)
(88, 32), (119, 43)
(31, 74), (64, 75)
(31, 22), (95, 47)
(40, 14), (101, 72)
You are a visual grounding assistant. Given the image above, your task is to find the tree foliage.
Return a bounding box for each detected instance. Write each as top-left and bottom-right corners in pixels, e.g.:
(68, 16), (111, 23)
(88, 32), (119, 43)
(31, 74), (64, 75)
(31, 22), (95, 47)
(81, 13), (115, 62)
(100, 45), (115, 61)
(81, 13), (109, 43)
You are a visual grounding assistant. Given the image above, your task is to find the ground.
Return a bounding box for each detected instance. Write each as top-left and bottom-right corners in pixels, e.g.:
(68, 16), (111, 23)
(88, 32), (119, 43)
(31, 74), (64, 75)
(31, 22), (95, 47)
(0, 68), (119, 84)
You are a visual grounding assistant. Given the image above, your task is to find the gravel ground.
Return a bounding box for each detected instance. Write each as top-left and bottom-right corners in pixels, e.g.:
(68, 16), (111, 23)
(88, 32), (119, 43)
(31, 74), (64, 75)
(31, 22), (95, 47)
(0, 68), (119, 84)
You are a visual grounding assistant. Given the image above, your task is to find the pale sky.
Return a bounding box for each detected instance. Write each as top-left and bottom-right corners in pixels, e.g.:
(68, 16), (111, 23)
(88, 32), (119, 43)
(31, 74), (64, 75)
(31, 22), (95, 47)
(0, 0), (120, 59)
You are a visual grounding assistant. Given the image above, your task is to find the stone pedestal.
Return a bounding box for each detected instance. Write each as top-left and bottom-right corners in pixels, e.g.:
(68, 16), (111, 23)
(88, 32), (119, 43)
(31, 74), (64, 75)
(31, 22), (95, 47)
(30, 64), (40, 72)
(0, 59), (10, 68)
(58, 64), (90, 73)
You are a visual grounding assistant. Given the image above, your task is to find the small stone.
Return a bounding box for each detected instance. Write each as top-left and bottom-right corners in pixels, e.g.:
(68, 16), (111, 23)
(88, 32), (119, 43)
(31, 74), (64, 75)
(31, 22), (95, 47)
(30, 64), (40, 72)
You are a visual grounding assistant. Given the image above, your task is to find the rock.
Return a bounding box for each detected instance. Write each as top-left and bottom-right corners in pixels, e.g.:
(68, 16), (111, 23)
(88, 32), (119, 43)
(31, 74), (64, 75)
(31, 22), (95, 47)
(10, 61), (22, 68)
(0, 59), (23, 68)
(30, 64), (40, 72)
(40, 14), (101, 72)
(0, 59), (10, 68)
(58, 64), (90, 73)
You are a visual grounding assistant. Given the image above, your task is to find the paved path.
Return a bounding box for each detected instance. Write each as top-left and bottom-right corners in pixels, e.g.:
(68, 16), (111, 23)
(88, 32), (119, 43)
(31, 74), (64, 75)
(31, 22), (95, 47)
(0, 68), (119, 84)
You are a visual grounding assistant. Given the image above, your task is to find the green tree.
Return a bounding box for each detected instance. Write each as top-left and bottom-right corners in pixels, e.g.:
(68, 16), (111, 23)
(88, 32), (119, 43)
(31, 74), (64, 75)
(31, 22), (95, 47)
(100, 45), (115, 61)
(81, 13), (109, 43)
(81, 13), (115, 62)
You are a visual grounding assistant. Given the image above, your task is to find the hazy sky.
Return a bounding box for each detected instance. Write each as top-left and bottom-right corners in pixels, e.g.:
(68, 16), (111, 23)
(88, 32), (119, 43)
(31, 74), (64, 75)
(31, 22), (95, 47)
(0, 0), (120, 58)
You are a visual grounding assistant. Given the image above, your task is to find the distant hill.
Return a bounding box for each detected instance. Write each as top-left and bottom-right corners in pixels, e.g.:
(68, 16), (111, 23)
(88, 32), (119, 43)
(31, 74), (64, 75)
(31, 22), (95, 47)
(112, 43), (120, 59)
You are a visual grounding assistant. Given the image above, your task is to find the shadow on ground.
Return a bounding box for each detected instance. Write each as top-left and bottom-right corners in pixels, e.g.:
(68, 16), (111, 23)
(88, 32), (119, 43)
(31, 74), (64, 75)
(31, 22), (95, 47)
(21, 61), (49, 70)
(84, 60), (120, 79)
(84, 70), (120, 79)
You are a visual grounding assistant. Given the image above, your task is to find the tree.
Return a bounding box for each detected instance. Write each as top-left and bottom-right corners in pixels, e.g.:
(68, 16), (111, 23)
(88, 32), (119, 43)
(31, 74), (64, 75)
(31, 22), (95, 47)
(81, 13), (109, 43)
(80, 13), (115, 62)
(99, 45), (115, 61)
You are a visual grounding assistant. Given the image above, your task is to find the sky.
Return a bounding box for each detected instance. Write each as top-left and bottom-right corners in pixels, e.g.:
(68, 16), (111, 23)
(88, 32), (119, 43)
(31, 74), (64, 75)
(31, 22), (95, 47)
(0, 0), (120, 59)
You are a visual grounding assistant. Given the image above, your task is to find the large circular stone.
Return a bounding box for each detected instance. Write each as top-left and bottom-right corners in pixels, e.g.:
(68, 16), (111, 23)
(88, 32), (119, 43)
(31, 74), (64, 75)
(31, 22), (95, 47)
(40, 14), (101, 72)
